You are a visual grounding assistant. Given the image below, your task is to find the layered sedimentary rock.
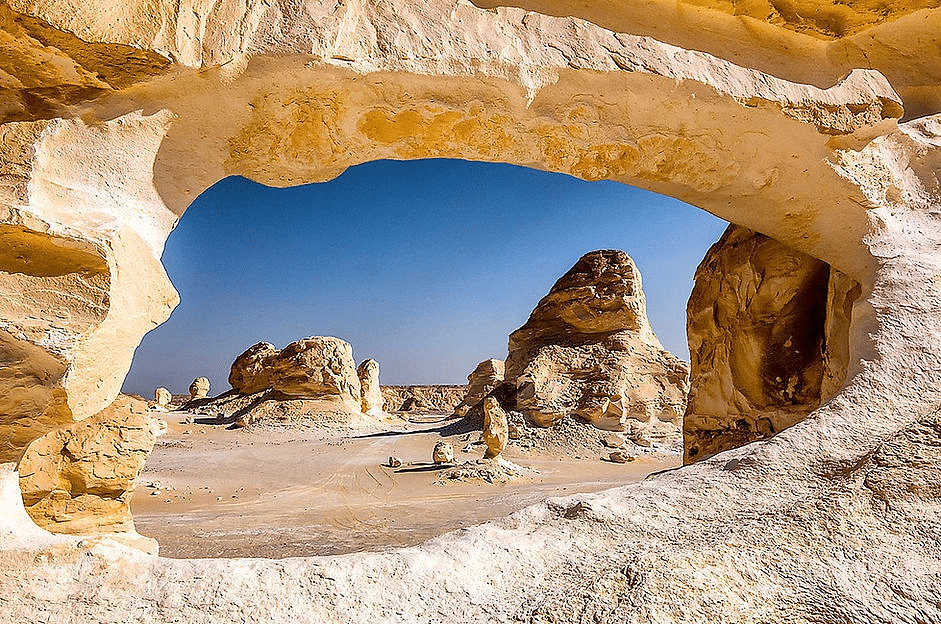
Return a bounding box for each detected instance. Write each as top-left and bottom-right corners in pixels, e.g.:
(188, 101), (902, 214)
(356, 359), (384, 417)
(454, 359), (505, 417)
(269, 337), (362, 411)
(228, 342), (277, 395)
(1, 0), (941, 621)
(684, 225), (857, 463)
(16, 396), (161, 535)
(224, 339), (383, 423)
(505, 250), (689, 433)
(381, 386), (467, 413)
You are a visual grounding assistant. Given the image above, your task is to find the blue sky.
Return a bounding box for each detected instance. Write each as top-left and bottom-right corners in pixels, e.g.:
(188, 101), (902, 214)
(122, 159), (727, 395)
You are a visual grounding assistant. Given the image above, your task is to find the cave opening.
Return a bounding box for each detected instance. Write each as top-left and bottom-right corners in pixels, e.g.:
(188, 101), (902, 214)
(117, 157), (735, 558)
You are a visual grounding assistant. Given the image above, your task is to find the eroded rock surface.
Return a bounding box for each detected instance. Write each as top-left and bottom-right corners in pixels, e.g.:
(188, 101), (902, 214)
(153, 387), (171, 408)
(454, 359), (505, 417)
(505, 250), (689, 437)
(482, 397), (509, 459)
(269, 337), (362, 411)
(684, 225), (857, 463)
(188, 377), (209, 401)
(381, 386), (467, 413)
(432, 441), (454, 464)
(357, 359), (384, 417)
(228, 342), (277, 395)
(0, 0), (939, 620)
(16, 396), (160, 535)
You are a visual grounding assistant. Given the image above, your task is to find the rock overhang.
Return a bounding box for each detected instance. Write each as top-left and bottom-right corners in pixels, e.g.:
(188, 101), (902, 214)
(1, 0), (941, 620)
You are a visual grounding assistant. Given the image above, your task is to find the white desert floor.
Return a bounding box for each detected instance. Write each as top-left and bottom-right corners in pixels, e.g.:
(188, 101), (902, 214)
(132, 410), (679, 559)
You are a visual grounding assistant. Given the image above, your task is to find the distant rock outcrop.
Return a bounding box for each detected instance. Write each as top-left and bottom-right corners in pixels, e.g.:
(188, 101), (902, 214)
(454, 359), (505, 417)
(499, 250), (689, 447)
(432, 441), (454, 464)
(482, 397), (509, 459)
(381, 385), (466, 413)
(221, 337), (381, 424)
(266, 337), (362, 415)
(153, 387), (171, 409)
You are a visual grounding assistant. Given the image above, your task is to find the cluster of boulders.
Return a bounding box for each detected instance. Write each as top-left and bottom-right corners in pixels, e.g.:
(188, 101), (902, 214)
(456, 249), (689, 453)
(226, 336), (384, 422)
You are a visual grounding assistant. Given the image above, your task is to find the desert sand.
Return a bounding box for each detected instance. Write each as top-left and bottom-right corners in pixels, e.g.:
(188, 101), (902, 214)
(133, 408), (676, 559)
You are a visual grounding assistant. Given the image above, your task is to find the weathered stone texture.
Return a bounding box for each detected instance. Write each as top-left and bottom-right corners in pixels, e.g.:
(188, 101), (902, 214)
(228, 342), (277, 395)
(454, 359), (504, 417)
(153, 387), (171, 407)
(188, 377), (210, 400)
(505, 250), (689, 433)
(0, 0), (939, 621)
(269, 337), (362, 412)
(482, 397), (509, 459)
(16, 396), (160, 534)
(684, 225), (856, 463)
(357, 359), (384, 417)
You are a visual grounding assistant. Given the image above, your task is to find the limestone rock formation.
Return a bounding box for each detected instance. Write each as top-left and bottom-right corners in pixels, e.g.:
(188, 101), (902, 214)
(16, 396), (161, 534)
(2, 0), (941, 621)
(381, 386), (466, 413)
(684, 225), (857, 463)
(454, 359), (505, 417)
(189, 377), (210, 401)
(505, 250), (689, 434)
(432, 442), (454, 464)
(482, 397), (509, 459)
(357, 359), (384, 417)
(228, 342), (277, 395)
(153, 387), (171, 408)
(268, 337), (361, 411)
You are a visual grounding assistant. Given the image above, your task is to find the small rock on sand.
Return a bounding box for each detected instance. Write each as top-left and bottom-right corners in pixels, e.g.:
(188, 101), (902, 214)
(432, 441), (454, 464)
(608, 450), (635, 463)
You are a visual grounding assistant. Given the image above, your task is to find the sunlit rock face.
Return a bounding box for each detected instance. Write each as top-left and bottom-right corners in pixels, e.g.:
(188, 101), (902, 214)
(0, 0), (906, 467)
(506, 250), (689, 431)
(268, 337), (362, 411)
(684, 225), (858, 463)
(229, 342), (278, 395)
(1, 0), (941, 621)
(454, 359), (505, 417)
(16, 396), (161, 535)
(357, 359), (384, 417)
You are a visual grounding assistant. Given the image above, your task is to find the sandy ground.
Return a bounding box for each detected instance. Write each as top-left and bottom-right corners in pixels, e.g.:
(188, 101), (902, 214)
(132, 410), (680, 559)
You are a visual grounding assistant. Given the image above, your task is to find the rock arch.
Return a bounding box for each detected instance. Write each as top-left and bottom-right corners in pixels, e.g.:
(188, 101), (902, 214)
(1, 0), (941, 620)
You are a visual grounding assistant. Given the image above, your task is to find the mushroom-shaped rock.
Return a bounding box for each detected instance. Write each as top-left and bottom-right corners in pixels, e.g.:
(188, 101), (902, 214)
(270, 337), (362, 413)
(432, 441), (454, 464)
(189, 377), (210, 401)
(482, 397), (509, 459)
(153, 387), (171, 408)
(505, 250), (689, 431)
(454, 359), (505, 417)
(357, 359), (383, 417)
(229, 342), (277, 394)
